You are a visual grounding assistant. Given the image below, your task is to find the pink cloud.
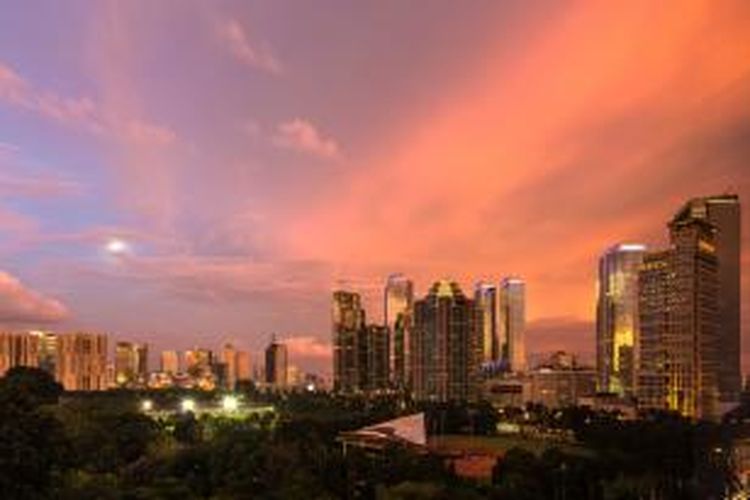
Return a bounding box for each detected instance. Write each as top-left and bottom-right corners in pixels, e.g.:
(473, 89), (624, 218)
(0, 173), (83, 199)
(273, 118), (342, 160)
(217, 19), (282, 75)
(0, 270), (68, 325)
(0, 61), (175, 146)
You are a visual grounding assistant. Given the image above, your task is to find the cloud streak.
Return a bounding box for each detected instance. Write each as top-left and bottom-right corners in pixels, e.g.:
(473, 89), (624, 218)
(0, 270), (68, 325)
(273, 118), (342, 160)
(217, 19), (282, 75)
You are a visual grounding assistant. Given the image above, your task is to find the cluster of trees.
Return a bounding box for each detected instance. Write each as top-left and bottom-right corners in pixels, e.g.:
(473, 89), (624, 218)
(0, 367), (742, 499)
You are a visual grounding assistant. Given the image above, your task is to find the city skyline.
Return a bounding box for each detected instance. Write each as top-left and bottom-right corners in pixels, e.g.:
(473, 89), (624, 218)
(0, 1), (749, 376)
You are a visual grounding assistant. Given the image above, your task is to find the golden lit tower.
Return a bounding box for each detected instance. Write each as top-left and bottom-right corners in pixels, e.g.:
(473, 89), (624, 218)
(596, 244), (646, 397)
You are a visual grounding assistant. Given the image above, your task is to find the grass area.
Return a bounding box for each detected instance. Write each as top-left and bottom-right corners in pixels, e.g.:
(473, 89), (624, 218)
(429, 434), (594, 458)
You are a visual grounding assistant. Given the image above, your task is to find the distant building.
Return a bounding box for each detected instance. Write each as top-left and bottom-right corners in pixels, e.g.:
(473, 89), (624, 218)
(474, 282), (500, 364)
(411, 280), (480, 402)
(332, 290), (366, 393)
(673, 194), (741, 402)
(596, 244), (646, 397)
(384, 274), (414, 389)
(499, 278), (526, 372)
(0, 331), (41, 375)
(115, 341), (148, 387)
(220, 343), (237, 390)
(236, 351), (252, 382)
(160, 350), (179, 374)
(185, 348), (213, 376)
(56, 333), (108, 391)
(265, 338), (288, 388)
(363, 324), (390, 392)
(638, 208), (720, 419)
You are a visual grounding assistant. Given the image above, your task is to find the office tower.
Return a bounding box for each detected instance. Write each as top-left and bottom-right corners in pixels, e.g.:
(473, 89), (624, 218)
(114, 341), (148, 386)
(185, 348), (213, 376)
(499, 278), (526, 372)
(362, 324), (390, 392)
(236, 351), (252, 382)
(0, 331), (41, 375)
(265, 338), (288, 387)
(332, 290), (366, 392)
(475, 282), (500, 364)
(56, 333), (108, 391)
(410, 280), (480, 402)
(160, 350), (179, 374)
(638, 212), (719, 419)
(673, 194), (741, 402)
(596, 244), (646, 397)
(220, 343), (238, 389)
(384, 274), (414, 388)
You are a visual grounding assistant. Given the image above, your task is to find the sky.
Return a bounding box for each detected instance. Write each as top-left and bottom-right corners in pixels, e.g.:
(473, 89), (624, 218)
(0, 0), (749, 376)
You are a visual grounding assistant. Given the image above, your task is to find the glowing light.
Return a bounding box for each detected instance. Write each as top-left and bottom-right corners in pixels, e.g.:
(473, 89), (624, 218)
(221, 395), (239, 411)
(181, 398), (196, 413)
(306, 383), (315, 392)
(141, 399), (153, 412)
(106, 238), (129, 255)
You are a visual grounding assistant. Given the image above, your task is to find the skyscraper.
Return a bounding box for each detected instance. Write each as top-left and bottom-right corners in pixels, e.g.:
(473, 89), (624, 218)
(474, 282), (500, 364)
(384, 274), (413, 388)
(596, 244), (646, 397)
(0, 332), (40, 375)
(265, 338), (288, 388)
(363, 324), (390, 392)
(332, 290), (366, 392)
(410, 280), (480, 402)
(115, 341), (148, 387)
(221, 343), (238, 390)
(672, 194), (741, 402)
(499, 278), (526, 372)
(638, 211), (720, 419)
(56, 333), (108, 391)
(160, 350), (179, 374)
(236, 351), (252, 382)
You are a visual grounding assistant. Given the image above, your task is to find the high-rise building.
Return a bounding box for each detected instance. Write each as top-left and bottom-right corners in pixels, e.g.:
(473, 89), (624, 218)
(596, 244), (646, 397)
(384, 274), (414, 388)
(236, 351), (252, 382)
(474, 282), (500, 364)
(184, 348), (213, 376)
(115, 341), (148, 386)
(265, 338), (288, 388)
(160, 350), (179, 374)
(410, 280), (480, 402)
(56, 333), (108, 391)
(363, 324), (390, 392)
(499, 278), (526, 372)
(673, 194), (741, 402)
(0, 332), (41, 375)
(221, 343), (238, 390)
(332, 290), (366, 392)
(638, 212), (720, 419)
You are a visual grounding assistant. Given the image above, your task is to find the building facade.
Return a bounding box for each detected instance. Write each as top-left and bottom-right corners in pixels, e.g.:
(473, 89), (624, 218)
(114, 341), (148, 387)
(56, 333), (108, 391)
(474, 282), (500, 365)
(637, 213), (720, 419)
(596, 244), (646, 397)
(265, 339), (288, 388)
(160, 350), (179, 374)
(499, 278), (526, 372)
(332, 290), (366, 392)
(384, 274), (414, 389)
(673, 194), (741, 402)
(410, 280), (480, 402)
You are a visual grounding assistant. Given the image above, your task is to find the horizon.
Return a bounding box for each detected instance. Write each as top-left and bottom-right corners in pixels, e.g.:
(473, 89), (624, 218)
(1, 1), (748, 376)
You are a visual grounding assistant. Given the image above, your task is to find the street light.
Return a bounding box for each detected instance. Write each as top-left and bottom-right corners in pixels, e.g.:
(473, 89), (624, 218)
(181, 398), (196, 413)
(141, 399), (153, 412)
(222, 395), (239, 412)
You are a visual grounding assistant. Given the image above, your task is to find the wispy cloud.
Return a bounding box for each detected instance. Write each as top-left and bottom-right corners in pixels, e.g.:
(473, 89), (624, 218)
(0, 270), (69, 325)
(0, 61), (175, 146)
(217, 19), (282, 75)
(273, 118), (342, 160)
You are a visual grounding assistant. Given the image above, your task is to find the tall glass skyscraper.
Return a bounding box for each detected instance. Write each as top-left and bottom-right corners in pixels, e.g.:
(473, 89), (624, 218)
(499, 278), (526, 372)
(384, 274), (413, 388)
(672, 194), (741, 402)
(596, 244), (646, 397)
(332, 290), (365, 392)
(474, 282), (499, 364)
